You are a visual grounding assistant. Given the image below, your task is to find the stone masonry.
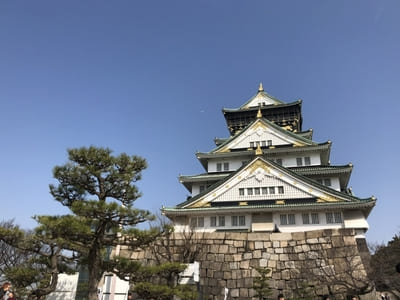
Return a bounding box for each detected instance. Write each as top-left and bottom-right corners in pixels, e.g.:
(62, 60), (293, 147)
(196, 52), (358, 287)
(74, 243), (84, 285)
(121, 228), (373, 300)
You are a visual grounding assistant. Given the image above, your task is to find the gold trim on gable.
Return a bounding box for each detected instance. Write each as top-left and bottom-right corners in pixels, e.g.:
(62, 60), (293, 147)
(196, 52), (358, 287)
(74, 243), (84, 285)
(239, 201), (248, 206)
(247, 160), (270, 173)
(276, 200), (285, 205)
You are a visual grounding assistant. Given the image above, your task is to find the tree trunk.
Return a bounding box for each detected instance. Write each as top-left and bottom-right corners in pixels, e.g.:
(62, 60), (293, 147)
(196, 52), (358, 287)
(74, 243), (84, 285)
(87, 248), (102, 300)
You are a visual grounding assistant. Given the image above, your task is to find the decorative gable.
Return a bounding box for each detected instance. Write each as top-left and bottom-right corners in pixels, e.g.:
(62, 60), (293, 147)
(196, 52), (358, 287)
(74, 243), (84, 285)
(185, 157), (344, 209)
(240, 83), (283, 108)
(215, 118), (312, 153)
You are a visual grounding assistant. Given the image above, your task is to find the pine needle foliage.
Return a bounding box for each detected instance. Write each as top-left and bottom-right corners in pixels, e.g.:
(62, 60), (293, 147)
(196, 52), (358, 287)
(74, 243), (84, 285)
(34, 146), (163, 300)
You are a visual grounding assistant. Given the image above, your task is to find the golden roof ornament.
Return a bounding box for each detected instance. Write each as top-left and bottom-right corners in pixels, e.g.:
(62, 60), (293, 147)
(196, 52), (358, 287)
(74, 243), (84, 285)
(258, 82), (264, 92)
(255, 144), (263, 155)
(256, 106), (262, 118)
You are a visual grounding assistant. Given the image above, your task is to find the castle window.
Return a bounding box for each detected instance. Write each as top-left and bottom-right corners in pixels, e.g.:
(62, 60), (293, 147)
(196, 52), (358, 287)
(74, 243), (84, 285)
(267, 140), (272, 146)
(276, 158), (283, 165)
(199, 185), (205, 193)
(210, 216), (217, 227)
(190, 217), (204, 228)
(278, 186), (284, 194)
(296, 157), (303, 166)
(223, 162), (229, 171)
(254, 188), (260, 195)
(239, 188), (244, 196)
(218, 216), (225, 227)
(334, 212), (342, 223)
(216, 163), (222, 172)
(302, 213), (310, 224)
(280, 214), (288, 225)
(250, 142), (255, 148)
(261, 141), (266, 147)
(281, 214), (296, 225)
(311, 213), (319, 224)
(198, 217), (204, 227)
(232, 216), (238, 226)
(324, 178), (331, 186)
(288, 214), (295, 224)
(262, 187), (268, 195)
(232, 215), (246, 226)
(247, 188), (253, 195)
(269, 187), (275, 194)
(326, 212), (341, 224)
(304, 157), (311, 166)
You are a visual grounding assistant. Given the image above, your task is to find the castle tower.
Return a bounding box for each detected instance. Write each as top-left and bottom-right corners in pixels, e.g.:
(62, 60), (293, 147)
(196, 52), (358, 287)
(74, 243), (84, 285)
(162, 84), (375, 239)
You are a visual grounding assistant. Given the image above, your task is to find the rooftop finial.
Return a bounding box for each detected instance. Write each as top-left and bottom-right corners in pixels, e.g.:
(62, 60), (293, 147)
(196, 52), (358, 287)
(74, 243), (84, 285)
(257, 106), (262, 118)
(258, 82), (264, 92)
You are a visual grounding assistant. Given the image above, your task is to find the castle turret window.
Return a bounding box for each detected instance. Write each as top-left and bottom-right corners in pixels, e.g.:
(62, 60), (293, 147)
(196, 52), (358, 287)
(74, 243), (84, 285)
(326, 212), (342, 224)
(231, 215), (245, 226)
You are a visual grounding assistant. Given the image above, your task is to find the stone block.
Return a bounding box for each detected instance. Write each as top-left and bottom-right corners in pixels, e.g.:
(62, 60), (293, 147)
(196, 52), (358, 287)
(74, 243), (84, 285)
(258, 258), (268, 268)
(243, 252), (252, 260)
(239, 288), (249, 297)
(219, 245), (229, 253)
(292, 231), (305, 240)
(216, 254), (225, 262)
(302, 244), (310, 252)
(268, 260), (277, 268)
(229, 262), (238, 270)
(343, 235), (357, 246)
(279, 253), (289, 261)
(306, 238), (319, 244)
(253, 250), (262, 258)
(248, 232), (269, 241)
(306, 230), (322, 239)
(271, 232), (292, 241)
(233, 240), (244, 248)
(275, 247), (283, 254)
(233, 254), (242, 261)
(230, 289), (239, 297)
(332, 236), (345, 247)
(255, 241), (264, 249)
(240, 260), (250, 269)
(273, 241), (280, 248)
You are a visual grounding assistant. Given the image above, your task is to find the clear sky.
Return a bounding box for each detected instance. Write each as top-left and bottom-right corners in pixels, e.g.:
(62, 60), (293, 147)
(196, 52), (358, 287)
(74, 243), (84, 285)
(1, 1), (399, 244)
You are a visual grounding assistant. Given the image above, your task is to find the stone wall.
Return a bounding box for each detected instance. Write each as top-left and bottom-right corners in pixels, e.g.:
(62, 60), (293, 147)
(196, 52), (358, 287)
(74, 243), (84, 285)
(120, 228), (374, 300)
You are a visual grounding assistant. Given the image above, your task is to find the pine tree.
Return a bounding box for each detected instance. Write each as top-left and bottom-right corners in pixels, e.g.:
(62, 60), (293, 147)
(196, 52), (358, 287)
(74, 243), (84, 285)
(253, 267), (273, 300)
(35, 146), (162, 300)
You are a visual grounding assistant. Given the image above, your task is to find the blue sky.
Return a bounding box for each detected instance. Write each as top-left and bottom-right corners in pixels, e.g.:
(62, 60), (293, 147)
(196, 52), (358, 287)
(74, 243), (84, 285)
(0, 1), (399, 244)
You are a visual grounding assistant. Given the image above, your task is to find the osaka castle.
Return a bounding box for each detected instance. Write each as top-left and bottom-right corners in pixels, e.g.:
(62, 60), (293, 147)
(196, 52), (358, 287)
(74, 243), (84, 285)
(162, 84), (376, 238)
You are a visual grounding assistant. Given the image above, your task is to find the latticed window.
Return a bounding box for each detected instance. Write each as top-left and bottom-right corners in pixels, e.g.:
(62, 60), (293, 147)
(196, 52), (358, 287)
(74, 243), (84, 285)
(326, 212), (342, 224)
(334, 212), (342, 223)
(280, 214), (287, 225)
(288, 214), (295, 224)
(231, 216), (238, 226)
(302, 213), (310, 224)
(278, 186), (284, 194)
(311, 213), (319, 224)
(210, 216), (217, 227)
(304, 156), (311, 166)
(218, 216), (225, 227)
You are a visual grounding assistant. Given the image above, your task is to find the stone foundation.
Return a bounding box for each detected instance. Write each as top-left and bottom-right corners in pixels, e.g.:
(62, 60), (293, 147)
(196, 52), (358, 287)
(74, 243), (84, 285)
(120, 228), (374, 300)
